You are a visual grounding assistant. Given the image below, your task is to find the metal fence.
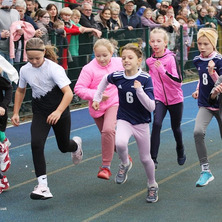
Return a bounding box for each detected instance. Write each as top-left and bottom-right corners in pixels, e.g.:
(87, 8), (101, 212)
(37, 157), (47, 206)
(10, 0), (222, 117)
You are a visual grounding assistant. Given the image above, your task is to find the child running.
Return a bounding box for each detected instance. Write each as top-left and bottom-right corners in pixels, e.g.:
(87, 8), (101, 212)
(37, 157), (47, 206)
(74, 38), (124, 180)
(146, 28), (186, 169)
(0, 56), (18, 194)
(192, 28), (222, 187)
(11, 38), (83, 200)
(92, 44), (158, 203)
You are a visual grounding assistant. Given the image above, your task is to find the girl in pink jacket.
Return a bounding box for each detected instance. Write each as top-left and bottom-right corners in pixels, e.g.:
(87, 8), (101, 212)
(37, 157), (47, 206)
(74, 38), (124, 180)
(146, 28), (186, 169)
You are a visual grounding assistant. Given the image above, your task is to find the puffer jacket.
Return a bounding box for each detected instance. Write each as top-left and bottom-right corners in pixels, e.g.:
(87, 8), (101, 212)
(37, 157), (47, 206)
(74, 57), (124, 118)
(146, 49), (183, 105)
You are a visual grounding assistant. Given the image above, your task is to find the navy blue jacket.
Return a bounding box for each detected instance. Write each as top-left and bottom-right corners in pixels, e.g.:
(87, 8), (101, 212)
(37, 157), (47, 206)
(120, 10), (142, 29)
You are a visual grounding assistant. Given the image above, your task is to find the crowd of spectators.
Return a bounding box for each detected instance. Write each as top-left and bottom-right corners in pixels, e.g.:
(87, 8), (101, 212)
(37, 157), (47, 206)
(1, 0), (222, 77)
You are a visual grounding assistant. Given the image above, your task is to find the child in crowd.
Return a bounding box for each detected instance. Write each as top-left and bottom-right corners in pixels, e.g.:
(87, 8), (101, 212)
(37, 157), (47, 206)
(204, 6), (217, 29)
(0, 56), (19, 194)
(70, 9), (102, 61)
(192, 28), (222, 187)
(175, 15), (189, 70)
(109, 38), (119, 57)
(59, 7), (82, 70)
(35, 9), (52, 45)
(11, 38), (83, 200)
(92, 43), (158, 203)
(74, 38), (124, 180)
(146, 28), (186, 169)
(53, 20), (68, 66)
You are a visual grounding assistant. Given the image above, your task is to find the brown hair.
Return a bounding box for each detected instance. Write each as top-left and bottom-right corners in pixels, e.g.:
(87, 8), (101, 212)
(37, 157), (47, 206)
(121, 43), (143, 58)
(53, 19), (64, 29)
(26, 38), (58, 63)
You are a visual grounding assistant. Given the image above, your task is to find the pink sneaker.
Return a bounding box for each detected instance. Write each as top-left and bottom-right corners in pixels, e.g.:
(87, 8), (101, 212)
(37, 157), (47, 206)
(0, 176), (9, 194)
(0, 142), (11, 172)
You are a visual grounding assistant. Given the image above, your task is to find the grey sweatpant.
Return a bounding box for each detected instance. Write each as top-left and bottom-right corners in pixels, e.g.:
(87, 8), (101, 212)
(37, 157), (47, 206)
(194, 107), (222, 165)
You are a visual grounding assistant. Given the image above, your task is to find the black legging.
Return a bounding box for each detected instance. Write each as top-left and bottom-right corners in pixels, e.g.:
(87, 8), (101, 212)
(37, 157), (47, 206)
(151, 101), (184, 160)
(31, 112), (77, 177)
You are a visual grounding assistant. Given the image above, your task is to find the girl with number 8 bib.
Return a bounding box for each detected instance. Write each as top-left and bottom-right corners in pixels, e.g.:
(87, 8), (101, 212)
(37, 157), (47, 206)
(92, 44), (158, 203)
(192, 28), (222, 187)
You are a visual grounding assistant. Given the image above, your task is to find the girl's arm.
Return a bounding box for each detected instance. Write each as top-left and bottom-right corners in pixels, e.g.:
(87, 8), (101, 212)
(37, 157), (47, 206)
(92, 75), (109, 110)
(155, 58), (182, 83)
(134, 80), (155, 113)
(192, 81), (199, 99)
(209, 76), (222, 103)
(64, 25), (81, 35)
(208, 60), (219, 83)
(47, 85), (73, 125)
(11, 87), (26, 126)
(74, 67), (97, 101)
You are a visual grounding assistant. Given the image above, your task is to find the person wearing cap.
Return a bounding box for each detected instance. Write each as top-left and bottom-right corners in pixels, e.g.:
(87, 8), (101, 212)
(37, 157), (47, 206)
(152, 1), (169, 22)
(120, 0), (142, 30)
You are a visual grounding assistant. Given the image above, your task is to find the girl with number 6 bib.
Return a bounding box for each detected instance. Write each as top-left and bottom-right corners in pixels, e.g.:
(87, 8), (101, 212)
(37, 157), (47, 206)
(92, 44), (158, 203)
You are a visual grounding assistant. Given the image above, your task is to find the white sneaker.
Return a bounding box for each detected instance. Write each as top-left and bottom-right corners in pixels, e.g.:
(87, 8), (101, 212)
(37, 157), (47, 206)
(0, 142), (11, 172)
(30, 184), (53, 200)
(71, 136), (83, 165)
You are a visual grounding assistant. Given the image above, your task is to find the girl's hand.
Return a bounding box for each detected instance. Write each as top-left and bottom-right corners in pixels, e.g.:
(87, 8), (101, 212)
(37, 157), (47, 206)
(1, 30), (10, 39)
(211, 83), (222, 99)
(154, 60), (166, 73)
(11, 114), (20, 126)
(92, 101), (100, 110)
(192, 90), (199, 99)
(154, 60), (161, 67)
(0, 107), (5, 116)
(208, 60), (215, 75)
(134, 80), (142, 89)
(102, 93), (109, 101)
(47, 110), (62, 125)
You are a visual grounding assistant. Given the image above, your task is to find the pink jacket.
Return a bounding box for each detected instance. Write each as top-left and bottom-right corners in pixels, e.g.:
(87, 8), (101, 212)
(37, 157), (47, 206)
(74, 57), (124, 118)
(146, 49), (183, 105)
(10, 21), (36, 61)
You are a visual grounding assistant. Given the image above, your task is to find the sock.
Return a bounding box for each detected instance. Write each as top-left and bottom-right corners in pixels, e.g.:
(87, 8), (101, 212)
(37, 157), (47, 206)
(38, 175), (48, 186)
(201, 163), (210, 172)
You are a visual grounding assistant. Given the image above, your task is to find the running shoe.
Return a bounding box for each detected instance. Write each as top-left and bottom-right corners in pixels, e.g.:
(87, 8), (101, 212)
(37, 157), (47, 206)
(71, 136), (83, 165)
(0, 176), (9, 194)
(196, 171), (214, 187)
(97, 167), (112, 180)
(0, 142), (11, 172)
(115, 159), (132, 184)
(30, 184), (53, 200)
(176, 148), (186, 165)
(146, 186), (159, 203)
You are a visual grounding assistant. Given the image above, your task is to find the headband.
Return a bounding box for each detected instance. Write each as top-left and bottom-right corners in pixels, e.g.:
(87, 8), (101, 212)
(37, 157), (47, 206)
(197, 28), (218, 50)
(26, 48), (45, 51)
